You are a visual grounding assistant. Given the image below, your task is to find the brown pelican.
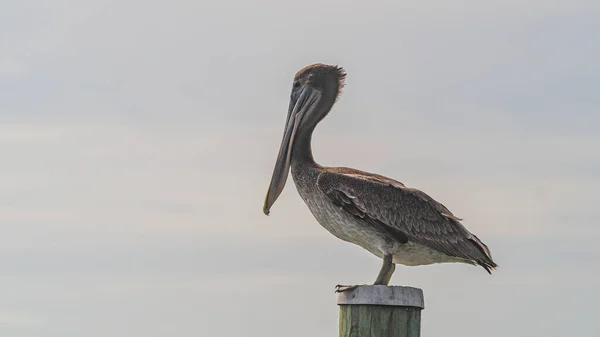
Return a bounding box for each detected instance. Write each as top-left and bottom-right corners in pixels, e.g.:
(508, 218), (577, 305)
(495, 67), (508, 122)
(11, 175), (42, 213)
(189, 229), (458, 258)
(263, 63), (497, 291)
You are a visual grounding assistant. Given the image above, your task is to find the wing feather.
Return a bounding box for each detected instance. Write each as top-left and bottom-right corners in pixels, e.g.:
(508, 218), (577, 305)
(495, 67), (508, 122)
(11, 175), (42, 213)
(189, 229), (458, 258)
(317, 168), (497, 272)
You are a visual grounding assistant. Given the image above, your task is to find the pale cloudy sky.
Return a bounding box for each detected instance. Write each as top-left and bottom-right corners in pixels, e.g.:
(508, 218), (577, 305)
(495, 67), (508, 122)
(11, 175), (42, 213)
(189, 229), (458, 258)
(1, 1), (599, 336)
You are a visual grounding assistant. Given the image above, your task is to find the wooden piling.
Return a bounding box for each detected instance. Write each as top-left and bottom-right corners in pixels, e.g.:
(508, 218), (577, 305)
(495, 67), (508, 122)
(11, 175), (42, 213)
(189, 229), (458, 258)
(337, 286), (424, 337)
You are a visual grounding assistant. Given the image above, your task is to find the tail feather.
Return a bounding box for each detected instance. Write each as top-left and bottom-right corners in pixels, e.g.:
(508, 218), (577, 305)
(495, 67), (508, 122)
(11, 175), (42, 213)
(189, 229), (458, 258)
(469, 235), (498, 274)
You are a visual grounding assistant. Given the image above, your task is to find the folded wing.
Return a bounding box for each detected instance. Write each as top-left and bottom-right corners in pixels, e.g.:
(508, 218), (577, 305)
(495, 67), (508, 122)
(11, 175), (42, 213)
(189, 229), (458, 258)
(317, 168), (497, 273)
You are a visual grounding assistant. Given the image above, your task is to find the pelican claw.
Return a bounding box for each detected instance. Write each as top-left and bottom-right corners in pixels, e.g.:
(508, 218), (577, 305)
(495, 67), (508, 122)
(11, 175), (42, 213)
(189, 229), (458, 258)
(335, 284), (360, 293)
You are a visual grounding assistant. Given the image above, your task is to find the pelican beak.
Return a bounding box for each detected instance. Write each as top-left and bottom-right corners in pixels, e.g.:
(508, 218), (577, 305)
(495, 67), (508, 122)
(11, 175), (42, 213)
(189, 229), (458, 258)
(263, 85), (320, 215)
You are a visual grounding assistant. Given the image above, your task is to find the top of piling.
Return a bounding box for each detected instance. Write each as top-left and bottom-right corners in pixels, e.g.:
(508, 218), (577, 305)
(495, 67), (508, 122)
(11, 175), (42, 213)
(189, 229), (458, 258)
(337, 285), (424, 309)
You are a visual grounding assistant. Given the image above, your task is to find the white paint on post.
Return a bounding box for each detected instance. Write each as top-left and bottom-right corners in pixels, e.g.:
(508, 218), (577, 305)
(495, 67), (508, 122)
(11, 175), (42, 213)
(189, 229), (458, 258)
(337, 285), (424, 309)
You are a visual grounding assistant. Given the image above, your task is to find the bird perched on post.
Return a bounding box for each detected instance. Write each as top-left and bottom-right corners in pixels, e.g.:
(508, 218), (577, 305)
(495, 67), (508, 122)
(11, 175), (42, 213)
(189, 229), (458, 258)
(263, 63), (497, 291)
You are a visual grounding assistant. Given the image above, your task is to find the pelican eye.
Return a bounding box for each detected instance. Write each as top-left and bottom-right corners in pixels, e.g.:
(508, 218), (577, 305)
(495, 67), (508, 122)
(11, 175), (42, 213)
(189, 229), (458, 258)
(291, 81), (303, 101)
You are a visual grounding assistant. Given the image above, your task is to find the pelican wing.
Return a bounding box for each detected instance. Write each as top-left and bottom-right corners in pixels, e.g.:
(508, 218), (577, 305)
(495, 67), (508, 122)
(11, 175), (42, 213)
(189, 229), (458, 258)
(317, 168), (497, 273)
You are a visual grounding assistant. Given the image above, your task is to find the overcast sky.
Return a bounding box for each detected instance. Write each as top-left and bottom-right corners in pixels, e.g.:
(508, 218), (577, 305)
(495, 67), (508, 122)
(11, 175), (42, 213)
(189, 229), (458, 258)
(1, 1), (599, 336)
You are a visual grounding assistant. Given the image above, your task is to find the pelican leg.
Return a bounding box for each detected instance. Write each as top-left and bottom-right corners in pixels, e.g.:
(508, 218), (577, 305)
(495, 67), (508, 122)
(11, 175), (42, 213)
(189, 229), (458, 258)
(335, 255), (395, 292)
(381, 262), (396, 285)
(374, 254), (394, 285)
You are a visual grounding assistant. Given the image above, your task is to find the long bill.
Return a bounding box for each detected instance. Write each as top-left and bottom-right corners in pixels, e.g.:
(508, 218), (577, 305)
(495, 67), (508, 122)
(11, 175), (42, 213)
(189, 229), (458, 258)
(263, 85), (320, 215)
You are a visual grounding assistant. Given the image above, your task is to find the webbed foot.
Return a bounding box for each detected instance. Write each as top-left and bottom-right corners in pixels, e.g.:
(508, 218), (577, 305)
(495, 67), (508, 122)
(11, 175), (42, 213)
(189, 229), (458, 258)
(335, 284), (365, 293)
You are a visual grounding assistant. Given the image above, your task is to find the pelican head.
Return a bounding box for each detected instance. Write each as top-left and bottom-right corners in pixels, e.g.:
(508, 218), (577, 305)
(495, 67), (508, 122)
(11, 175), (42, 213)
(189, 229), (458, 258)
(263, 63), (347, 215)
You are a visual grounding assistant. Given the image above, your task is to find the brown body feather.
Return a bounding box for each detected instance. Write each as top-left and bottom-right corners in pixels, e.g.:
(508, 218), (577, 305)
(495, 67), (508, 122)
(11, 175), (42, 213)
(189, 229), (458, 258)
(317, 167), (497, 273)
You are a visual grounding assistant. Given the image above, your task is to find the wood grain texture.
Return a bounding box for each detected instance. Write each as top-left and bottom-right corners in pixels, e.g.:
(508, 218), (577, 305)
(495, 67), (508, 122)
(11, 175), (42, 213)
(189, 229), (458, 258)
(339, 305), (421, 337)
(338, 286), (423, 337)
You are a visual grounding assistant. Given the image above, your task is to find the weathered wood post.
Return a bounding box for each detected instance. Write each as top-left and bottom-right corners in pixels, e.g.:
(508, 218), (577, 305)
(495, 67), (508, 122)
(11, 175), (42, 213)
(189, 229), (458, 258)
(338, 286), (424, 337)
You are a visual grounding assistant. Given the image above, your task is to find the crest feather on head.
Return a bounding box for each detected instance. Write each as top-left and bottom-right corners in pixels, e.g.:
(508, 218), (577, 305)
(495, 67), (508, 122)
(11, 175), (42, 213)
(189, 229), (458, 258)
(294, 63), (346, 100)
